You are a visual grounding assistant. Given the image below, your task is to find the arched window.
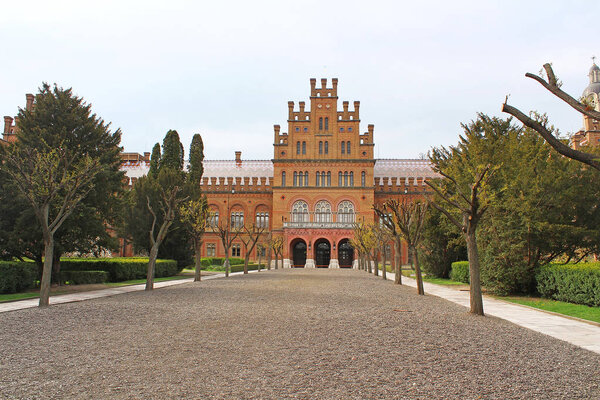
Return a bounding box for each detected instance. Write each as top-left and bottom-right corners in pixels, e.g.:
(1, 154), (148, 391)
(231, 211), (244, 228)
(347, 141), (351, 154)
(327, 171), (331, 186)
(341, 141), (345, 154)
(337, 201), (355, 223)
(293, 171), (298, 187)
(316, 171), (321, 187)
(282, 171), (286, 187)
(350, 171), (354, 187)
(344, 171), (348, 187)
(319, 117), (323, 130)
(325, 117), (329, 131)
(315, 200), (332, 222)
(304, 171), (309, 186)
(319, 141), (323, 154)
(338, 171), (343, 186)
(255, 211), (269, 229)
(302, 141), (306, 155)
(361, 171), (365, 187)
(296, 141), (300, 155)
(208, 209), (219, 228)
(291, 200), (309, 222)
(325, 141), (329, 154)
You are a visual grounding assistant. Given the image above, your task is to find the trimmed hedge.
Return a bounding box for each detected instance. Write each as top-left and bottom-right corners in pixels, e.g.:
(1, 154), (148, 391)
(537, 263), (600, 307)
(229, 263), (265, 273)
(61, 258), (180, 282)
(61, 270), (109, 285)
(450, 261), (470, 283)
(0, 261), (38, 294)
(200, 257), (244, 268)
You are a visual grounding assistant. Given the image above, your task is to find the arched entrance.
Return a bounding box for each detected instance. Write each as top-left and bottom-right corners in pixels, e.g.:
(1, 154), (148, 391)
(314, 239), (331, 268)
(292, 239), (307, 268)
(338, 239), (354, 268)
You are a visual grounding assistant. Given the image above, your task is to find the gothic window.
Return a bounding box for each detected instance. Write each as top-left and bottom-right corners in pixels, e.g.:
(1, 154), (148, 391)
(361, 171), (366, 186)
(206, 243), (216, 257)
(319, 141), (323, 154)
(315, 200), (332, 222)
(325, 117), (329, 131)
(291, 200), (309, 222)
(347, 141), (351, 154)
(350, 171), (354, 187)
(231, 211), (244, 228)
(255, 211), (269, 229)
(344, 171), (348, 187)
(282, 171), (286, 187)
(325, 141), (329, 154)
(338, 171), (343, 186)
(327, 171), (331, 187)
(337, 201), (355, 223)
(340, 127), (344, 132)
(304, 171), (309, 186)
(209, 211), (219, 228)
(232, 244), (241, 257)
(341, 141), (345, 154)
(295, 127), (299, 132)
(316, 172), (320, 186)
(296, 141), (300, 155)
(319, 117), (323, 130)
(348, 127), (352, 132)
(304, 127), (308, 132)
(293, 171), (298, 187)
(302, 141), (306, 155)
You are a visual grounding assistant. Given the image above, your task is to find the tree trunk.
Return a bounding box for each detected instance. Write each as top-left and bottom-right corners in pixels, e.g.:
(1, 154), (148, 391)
(39, 235), (54, 307)
(194, 239), (202, 282)
(394, 239), (402, 284)
(367, 255), (372, 274)
(257, 252), (262, 272)
(52, 251), (61, 285)
(146, 244), (159, 290)
(413, 245), (424, 295)
(374, 251), (379, 276)
(243, 254), (250, 274)
(382, 246), (387, 280)
(267, 248), (272, 270)
(465, 227), (484, 316)
(224, 256), (230, 277)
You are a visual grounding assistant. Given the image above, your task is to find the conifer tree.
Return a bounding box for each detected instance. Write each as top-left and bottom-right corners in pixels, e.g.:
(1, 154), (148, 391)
(148, 143), (161, 177)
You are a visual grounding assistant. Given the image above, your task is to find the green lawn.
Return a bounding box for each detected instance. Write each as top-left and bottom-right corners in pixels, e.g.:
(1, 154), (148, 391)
(0, 275), (191, 303)
(501, 296), (600, 324)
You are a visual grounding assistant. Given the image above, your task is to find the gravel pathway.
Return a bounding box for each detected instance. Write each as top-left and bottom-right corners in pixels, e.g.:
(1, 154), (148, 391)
(1, 269), (599, 399)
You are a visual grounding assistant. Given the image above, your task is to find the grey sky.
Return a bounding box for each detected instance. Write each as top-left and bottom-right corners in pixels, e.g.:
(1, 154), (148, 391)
(1, 1), (597, 160)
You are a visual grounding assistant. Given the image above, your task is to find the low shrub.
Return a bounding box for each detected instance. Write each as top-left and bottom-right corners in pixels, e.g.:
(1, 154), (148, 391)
(450, 261), (470, 283)
(229, 263), (263, 273)
(61, 258), (180, 282)
(0, 261), (38, 294)
(61, 270), (109, 285)
(537, 263), (600, 307)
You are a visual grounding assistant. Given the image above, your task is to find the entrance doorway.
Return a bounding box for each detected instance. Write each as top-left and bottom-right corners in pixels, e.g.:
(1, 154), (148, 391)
(338, 239), (354, 268)
(292, 240), (307, 267)
(314, 239), (331, 268)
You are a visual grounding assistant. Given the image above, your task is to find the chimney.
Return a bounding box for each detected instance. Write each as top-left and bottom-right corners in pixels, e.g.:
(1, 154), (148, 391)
(25, 94), (35, 111)
(354, 101), (360, 118)
(310, 78), (316, 96)
(288, 101), (294, 119)
(4, 116), (14, 134)
(143, 152), (150, 161)
(235, 151), (242, 166)
(332, 78), (338, 96)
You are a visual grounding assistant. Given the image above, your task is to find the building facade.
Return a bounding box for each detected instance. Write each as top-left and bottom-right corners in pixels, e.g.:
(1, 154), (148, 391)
(571, 62), (600, 149)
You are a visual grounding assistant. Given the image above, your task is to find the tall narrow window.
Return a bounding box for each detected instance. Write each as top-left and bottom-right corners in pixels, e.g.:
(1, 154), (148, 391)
(347, 141), (351, 154)
(344, 171), (348, 187)
(304, 171), (309, 186)
(338, 172), (342, 186)
(325, 141), (329, 154)
(319, 117), (323, 130)
(293, 171), (298, 187)
(341, 141), (345, 154)
(282, 171), (286, 187)
(296, 141), (300, 155)
(361, 171), (365, 187)
(207, 243), (216, 257)
(325, 117), (329, 131)
(327, 171), (331, 187)
(350, 171), (354, 186)
(319, 141), (323, 154)
(302, 141), (306, 154)
(316, 172), (320, 187)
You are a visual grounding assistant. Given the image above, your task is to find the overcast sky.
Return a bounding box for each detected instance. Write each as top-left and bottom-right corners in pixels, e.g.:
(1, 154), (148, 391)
(1, 1), (597, 160)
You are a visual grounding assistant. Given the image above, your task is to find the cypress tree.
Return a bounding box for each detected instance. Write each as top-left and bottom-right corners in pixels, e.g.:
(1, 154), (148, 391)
(160, 130), (183, 171)
(188, 133), (204, 186)
(148, 143), (161, 177)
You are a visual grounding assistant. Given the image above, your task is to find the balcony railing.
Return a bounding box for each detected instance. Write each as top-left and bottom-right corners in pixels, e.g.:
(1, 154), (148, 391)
(283, 212), (355, 229)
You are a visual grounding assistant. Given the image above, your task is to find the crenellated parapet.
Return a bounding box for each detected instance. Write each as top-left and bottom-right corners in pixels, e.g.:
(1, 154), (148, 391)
(337, 101), (360, 121)
(200, 176), (272, 193)
(310, 78), (338, 98)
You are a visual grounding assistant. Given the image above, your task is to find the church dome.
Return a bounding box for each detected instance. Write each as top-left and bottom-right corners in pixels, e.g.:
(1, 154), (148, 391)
(582, 63), (600, 97)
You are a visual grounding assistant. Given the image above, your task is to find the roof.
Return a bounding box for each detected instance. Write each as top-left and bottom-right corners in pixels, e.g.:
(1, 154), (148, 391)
(120, 158), (438, 180)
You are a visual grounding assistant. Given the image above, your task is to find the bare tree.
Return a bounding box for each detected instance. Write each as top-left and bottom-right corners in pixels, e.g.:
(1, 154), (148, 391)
(374, 202), (403, 284)
(269, 236), (284, 269)
(240, 223), (266, 274)
(352, 222), (377, 274)
(256, 243), (265, 272)
(214, 217), (242, 277)
(4, 144), (101, 307)
(502, 63), (600, 171)
(426, 167), (492, 315)
(179, 196), (212, 282)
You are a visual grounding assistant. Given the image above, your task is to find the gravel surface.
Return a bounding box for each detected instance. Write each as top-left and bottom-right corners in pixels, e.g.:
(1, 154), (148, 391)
(1, 269), (599, 399)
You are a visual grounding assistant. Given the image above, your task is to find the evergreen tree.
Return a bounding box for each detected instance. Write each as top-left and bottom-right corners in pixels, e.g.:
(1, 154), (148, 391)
(160, 130), (184, 171)
(148, 143), (161, 177)
(188, 134), (204, 187)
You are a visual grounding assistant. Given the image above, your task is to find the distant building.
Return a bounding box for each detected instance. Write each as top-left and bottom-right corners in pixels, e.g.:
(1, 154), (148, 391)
(122, 78), (438, 267)
(571, 63), (600, 149)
